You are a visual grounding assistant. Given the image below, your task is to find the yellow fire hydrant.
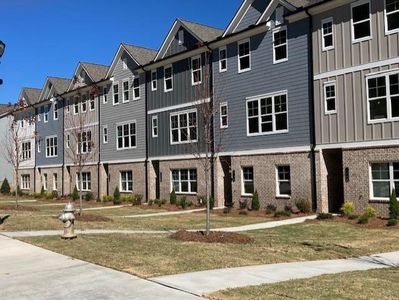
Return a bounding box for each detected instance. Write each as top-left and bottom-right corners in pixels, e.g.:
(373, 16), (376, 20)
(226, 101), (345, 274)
(58, 202), (77, 239)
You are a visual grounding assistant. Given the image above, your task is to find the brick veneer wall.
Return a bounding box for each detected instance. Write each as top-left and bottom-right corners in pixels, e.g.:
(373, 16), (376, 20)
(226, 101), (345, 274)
(18, 168), (35, 194)
(107, 162), (146, 198)
(35, 166), (63, 195)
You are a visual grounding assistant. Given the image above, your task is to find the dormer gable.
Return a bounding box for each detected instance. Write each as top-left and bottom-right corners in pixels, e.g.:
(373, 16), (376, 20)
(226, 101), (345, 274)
(19, 88), (41, 106)
(38, 77), (70, 103)
(67, 62), (108, 91)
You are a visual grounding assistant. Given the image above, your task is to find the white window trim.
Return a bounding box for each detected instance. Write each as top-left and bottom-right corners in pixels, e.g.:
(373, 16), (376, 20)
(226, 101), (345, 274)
(73, 99), (79, 115)
(276, 165), (291, 198)
(351, 0), (372, 43)
(151, 70), (158, 91)
(152, 115), (158, 138)
(102, 87), (108, 104)
(116, 120), (137, 150)
(53, 173), (58, 191)
(113, 82), (120, 106)
(21, 174), (30, 190)
(103, 125), (108, 144)
(366, 70), (399, 124)
(220, 102), (228, 129)
(53, 102), (58, 120)
(191, 55), (202, 86)
(164, 65), (173, 92)
(122, 58), (128, 70)
(37, 140), (41, 153)
(273, 26), (288, 64)
(246, 91), (289, 137)
(324, 81), (337, 114)
(76, 172), (91, 192)
(219, 47), (227, 72)
(385, 0), (399, 35)
(89, 95), (95, 111)
(22, 141), (31, 161)
(369, 162), (399, 201)
(44, 106), (49, 123)
(238, 39), (251, 73)
(170, 169), (197, 195)
(321, 17), (334, 51)
(241, 166), (254, 197)
(120, 171), (133, 192)
(133, 75), (140, 100)
(45, 135), (58, 158)
(169, 109), (198, 145)
(77, 130), (92, 154)
(122, 79), (130, 103)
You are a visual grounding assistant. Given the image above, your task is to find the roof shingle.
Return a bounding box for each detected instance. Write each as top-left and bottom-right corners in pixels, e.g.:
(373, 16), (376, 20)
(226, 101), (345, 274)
(122, 44), (158, 65)
(81, 62), (109, 82)
(179, 19), (224, 42)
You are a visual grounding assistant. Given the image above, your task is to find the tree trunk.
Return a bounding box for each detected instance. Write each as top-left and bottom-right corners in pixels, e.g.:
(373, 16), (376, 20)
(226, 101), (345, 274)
(15, 170), (19, 208)
(79, 169), (83, 215)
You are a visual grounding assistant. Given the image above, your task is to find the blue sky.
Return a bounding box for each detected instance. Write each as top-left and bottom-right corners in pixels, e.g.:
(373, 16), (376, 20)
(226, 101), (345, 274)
(0, 0), (241, 103)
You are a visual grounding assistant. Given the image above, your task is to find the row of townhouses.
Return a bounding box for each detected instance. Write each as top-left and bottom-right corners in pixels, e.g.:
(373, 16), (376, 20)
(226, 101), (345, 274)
(9, 0), (399, 216)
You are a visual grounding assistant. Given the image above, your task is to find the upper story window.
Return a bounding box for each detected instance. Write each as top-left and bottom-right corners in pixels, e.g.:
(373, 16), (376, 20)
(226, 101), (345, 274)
(113, 83), (119, 105)
(37, 108), (41, 122)
(385, 0), (399, 34)
(116, 121), (136, 150)
(164, 65), (173, 92)
(367, 71), (399, 122)
(123, 80), (130, 103)
(170, 110), (197, 144)
(103, 126), (108, 144)
(242, 166), (254, 196)
(66, 99), (70, 114)
(103, 87), (108, 104)
(46, 136), (58, 158)
(178, 30), (184, 46)
(324, 82), (337, 114)
(74, 99), (79, 114)
(238, 39), (251, 73)
(370, 162), (399, 200)
(247, 92), (288, 136)
(133, 76), (140, 100)
(37, 140), (41, 153)
(273, 27), (288, 63)
(351, 0), (371, 42)
(276, 165), (291, 197)
(81, 94), (88, 112)
(191, 56), (202, 85)
(151, 70), (157, 91)
(152, 115), (158, 138)
(122, 58), (128, 70)
(220, 102), (228, 128)
(321, 18), (334, 51)
(53, 102), (58, 120)
(89, 94), (95, 111)
(219, 47), (227, 72)
(22, 142), (31, 160)
(44, 105), (50, 123)
(77, 131), (92, 154)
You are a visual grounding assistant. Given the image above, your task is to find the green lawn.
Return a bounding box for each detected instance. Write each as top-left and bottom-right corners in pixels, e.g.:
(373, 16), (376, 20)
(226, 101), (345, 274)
(210, 268), (399, 300)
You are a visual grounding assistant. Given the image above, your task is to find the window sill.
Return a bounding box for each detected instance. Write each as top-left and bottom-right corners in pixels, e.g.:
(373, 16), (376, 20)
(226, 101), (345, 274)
(247, 130), (289, 137)
(241, 194), (253, 197)
(175, 192), (197, 196)
(369, 198), (389, 203)
(325, 111), (337, 115)
(322, 47), (335, 52)
(238, 68), (251, 74)
(386, 28), (399, 36)
(117, 147), (137, 151)
(276, 195), (291, 200)
(273, 58), (288, 64)
(352, 36), (371, 44)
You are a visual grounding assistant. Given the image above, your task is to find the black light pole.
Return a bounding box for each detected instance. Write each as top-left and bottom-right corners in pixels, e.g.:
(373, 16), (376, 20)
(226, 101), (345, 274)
(0, 40), (5, 86)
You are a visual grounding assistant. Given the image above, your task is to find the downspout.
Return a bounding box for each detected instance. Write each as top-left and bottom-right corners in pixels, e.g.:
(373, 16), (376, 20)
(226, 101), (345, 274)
(142, 66), (149, 202)
(97, 85), (101, 200)
(61, 97), (65, 197)
(305, 9), (317, 211)
(33, 108), (36, 194)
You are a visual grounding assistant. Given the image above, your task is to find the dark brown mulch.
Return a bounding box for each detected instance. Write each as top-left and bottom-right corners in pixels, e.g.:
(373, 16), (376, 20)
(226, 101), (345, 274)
(75, 214), (113, 222)
(0, 205), (39, 212)
(170, 230), (254, 244)
(332, 216), (395, 229)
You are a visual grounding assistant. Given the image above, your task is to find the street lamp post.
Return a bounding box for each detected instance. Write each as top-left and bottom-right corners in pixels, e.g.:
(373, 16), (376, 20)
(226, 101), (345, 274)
(0, 40), (5, 85)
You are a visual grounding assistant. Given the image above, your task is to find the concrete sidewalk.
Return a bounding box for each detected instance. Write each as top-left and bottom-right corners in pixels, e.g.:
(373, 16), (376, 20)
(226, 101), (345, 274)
(121, 207), (206, 218)
(0, 235), (199, 300)
(151, 251), (399, 296)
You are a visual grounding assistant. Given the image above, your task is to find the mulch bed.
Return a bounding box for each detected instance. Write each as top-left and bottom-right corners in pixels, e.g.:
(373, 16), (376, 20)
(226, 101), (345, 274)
(170, 230), (254, 244)
(75, 214), (113, 222)
(311, 215), (397, 229)
(0, 205), (39, 212)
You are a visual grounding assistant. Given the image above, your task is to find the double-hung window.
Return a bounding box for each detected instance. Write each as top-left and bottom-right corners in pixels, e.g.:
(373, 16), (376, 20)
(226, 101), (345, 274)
(103, 126), (108, 144)
(116, 121), (136, 149)
(122, 80), (129, 102)
(103, 87), (108, 104)
(386, 0), (399, 33)
(113, 83), (119, 105)
(170, 110), (197, 144)
(152, 115), (158, 138)
(219, 47), (227, 72)
(151, 70), (157, 91)
(53, 102), (58, 120)
(74, 99), (79, 114)
(89, 94), (95, 111)
(133, 76), (140, 100)
(164, 65), (173, 92)
(53, 173), (58, 191)
(242, 167), (254, 196)
(44, 105), (49, 123)
(43, 174), (48, 190)
(273, 27), (288, 63)
(367, 72), (399, 122)
(238, 39), (250, 72)
(171, 169), (197, 194)
(120, 171), (133, 192)
(352, 0), (371, 42)
(81, 94), (87, 112)
(22, 142), (31, 160)
(322, 18), (334, 51)
(46, 136), (58, 158)
(277, 166), (291, 197)
(76, 172), (91, 191)
(220, 102), (228, 128)
(247, 92), (288, 135)
(191, 56), (202, 85)
(77, 131), (92, 154)
(324, 82), (337, 114)
(21, 175), (30, 190)
(371, 162), (399, 199)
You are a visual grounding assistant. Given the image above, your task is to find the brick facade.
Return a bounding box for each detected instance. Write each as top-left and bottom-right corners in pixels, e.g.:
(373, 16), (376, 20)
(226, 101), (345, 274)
(106, 162), (146, 198)
(36, 166), (63, 195)
(65, 165), (99, 199)
(18, 168), (35, 194)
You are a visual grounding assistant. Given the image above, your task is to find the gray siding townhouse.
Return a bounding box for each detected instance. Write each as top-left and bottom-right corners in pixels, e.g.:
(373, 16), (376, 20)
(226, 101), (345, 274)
(145, 19), (223, 202)
(35, 77), (69, 195)
(0, 105), (14, 187)
(288, 0), (399, 216)
(63, 62), (108, 199)
(100, 44), (156, 199)
(211, 0), (315, 210)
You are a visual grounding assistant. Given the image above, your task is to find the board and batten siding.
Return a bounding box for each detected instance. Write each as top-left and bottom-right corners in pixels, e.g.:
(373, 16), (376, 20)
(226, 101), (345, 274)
(234, 0), (272, 33)
(313, 0), (399, 145)
(213, 18), (312, 153)
(164, 27), (199, 58)
(100, 52), (146, 162)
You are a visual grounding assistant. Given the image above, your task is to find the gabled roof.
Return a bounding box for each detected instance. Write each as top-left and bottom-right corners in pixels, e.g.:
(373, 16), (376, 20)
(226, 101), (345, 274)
(81, 62), (109, 82)
(21, 88), (41, 105)
(38, 76), (70, 103)
(106, 43), (157, 78)
(154, 18), (223, 61)
(0, 104), (14, 117)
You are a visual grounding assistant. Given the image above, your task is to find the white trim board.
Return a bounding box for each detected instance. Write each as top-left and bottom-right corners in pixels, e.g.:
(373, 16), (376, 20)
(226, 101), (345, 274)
(218, 146), (311, 157)
(148, 154), (207, 161)
(315, 139), (399, 150)
(148, 98), (210, 115)
(100, 158), (146, 165)
(36, 164), (63, 169)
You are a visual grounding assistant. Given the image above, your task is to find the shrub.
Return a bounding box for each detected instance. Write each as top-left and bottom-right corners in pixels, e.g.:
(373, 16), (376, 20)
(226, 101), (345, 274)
(317, 213), (334, 220)
(239, 199), (248, 210)
(72, 186), (79, 201)
(387, 218), (398, 227)
(223, 207), (231, 214)
(340, 201), (355, 216)
(209, 197), (215, 210)
(132, 194), (143, 206)
(0, 178), (10, 194)
(161, 199), (167, 205)
(170, 189), (177, 205)
(52, 190), (59, 199)
(358, 214), (369, 224)
(295, 199), (311, 213)
(266, 204), (277, 214)
(45, 192), (53, 200)
(389, 189), (399, 220)
(102, 195), (113, 202)
(148, 199), (154, 206)
(121, 195), (133, 203)
(251, 191), (260, 211)
(348, 214), (359, 220)
(179, 197), (189, 209)
(84, 192), (93, 201)
(113, 187), (121, 205)
(33, 192), (42, 199)
(284, 204), (292, 213)
(154, 199), (163, 207)
(41, 185), (45, 195)
(274, 210), (291, 217)
(363, 206), (376, 218)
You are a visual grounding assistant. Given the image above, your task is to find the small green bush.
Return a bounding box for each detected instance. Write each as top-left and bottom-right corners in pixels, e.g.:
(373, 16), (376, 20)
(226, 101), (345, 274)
(251, 190), (260, 211)
(113, 187), (121, 205)
(148, 199), (154, 206)
(41, 185), (45, 195)
(132, 194), (143, 206)
(33, 192), (42, 199)
(387, 218), (398, 227)
(363, 206), (376, 218)
(72, 186), (79, 201)
(85, 192), (94, 201)
(341, 201), (355, 216)
(358, 214), (369, 224)
(170, 189), (177, 205)
(52, 190), (58, 199)
(0, 178), (11, 194)
(274, 210), (291, 218)
(295, 199), (311, 213)
(266, 204), (277, 214)
(239, 199), (248, 210)
(179, 197), (189, 209)
(161, 199), (167, 205)
(154, 199), (162, 207)
(389, 189), (399, 220)
(317, 213), (334, 220)
(45, 192), (53, 200)
(102, 195), (113, 202)
(348, 214), (359, 220)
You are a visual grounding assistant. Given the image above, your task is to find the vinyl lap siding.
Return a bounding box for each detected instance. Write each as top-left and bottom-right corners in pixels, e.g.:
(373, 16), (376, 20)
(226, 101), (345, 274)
(234, 0), (271, 33)
(164, 28), (199, 58)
